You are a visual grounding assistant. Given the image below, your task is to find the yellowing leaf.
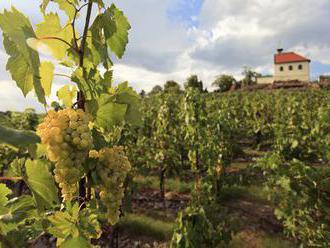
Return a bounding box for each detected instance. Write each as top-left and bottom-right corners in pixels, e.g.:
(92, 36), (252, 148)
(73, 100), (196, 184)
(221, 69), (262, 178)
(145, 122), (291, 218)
(40, 61), (54, 96)
(35, 13), (74, 60)
(40, 0), (78, 21)
(57, 85), (77, 107)
(0, 184), (12, 206)
(0, 8), (46, 104)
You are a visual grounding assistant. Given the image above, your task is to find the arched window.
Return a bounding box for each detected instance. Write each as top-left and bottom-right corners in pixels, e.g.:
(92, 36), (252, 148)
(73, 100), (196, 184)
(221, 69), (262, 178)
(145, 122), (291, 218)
(289, 65), (293, 71)
(280, 66), (284, 71)
(298, 64), (303, 70)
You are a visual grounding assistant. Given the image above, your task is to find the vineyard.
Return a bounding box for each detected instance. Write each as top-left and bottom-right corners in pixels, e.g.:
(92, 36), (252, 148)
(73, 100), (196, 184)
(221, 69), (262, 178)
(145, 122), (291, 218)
(0, 1), (330, 248)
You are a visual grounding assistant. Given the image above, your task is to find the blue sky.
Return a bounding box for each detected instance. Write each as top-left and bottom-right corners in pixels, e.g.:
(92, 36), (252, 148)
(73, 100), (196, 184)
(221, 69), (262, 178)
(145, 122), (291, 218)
(167, 0), (204, 27)
(0, 0), (330, 112)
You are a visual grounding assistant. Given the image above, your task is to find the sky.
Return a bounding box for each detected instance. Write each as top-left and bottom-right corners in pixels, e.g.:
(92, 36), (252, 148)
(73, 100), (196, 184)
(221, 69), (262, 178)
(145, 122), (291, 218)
(0, 0), (330, 112)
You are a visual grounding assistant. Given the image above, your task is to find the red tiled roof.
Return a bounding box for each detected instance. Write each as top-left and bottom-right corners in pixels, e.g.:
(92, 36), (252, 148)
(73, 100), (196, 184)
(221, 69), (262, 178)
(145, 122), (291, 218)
(274, 52), (310, 64)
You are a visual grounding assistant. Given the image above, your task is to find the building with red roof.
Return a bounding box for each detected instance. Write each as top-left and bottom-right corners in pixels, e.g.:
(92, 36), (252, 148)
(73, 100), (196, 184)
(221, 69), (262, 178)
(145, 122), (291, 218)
(257, 49), (311, 84)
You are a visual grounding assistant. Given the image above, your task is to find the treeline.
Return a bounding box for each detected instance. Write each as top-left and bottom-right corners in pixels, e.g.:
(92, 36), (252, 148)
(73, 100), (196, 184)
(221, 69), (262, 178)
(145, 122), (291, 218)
(143, 67), (262, 96)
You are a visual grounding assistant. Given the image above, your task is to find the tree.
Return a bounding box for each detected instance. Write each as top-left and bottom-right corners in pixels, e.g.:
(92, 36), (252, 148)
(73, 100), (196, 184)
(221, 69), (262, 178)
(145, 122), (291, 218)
(164, 80), (181, 93)
(149, 85), (163, 95)
(212, 74), (236, 92)
(139, 89), (146, 98)
(241, 66), (261, 87)
(184, 75), (204, 92)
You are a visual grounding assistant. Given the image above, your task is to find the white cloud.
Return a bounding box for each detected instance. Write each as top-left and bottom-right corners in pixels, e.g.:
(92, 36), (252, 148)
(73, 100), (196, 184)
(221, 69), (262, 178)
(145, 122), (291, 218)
(0, 0), (330, 111)
(0, 80), (44, 112)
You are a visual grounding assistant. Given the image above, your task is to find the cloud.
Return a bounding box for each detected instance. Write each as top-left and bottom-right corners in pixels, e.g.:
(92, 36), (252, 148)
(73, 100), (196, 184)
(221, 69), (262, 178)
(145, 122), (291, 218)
(191, 0), (330, 75)
(0, 0), (330, 111)
(0, 80), (44, 112)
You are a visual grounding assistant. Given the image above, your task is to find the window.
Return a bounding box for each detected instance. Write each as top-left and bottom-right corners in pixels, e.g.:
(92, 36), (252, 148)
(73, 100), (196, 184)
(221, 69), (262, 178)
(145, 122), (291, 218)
(298, 64), (303, 70)
(280, 66), (284, 71)
(289, 65), (293, 71)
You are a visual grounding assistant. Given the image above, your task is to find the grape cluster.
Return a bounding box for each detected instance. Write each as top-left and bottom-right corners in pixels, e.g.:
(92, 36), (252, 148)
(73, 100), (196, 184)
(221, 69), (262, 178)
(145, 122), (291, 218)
(89, 147), (131, 224)
(37, 109), (93, 201)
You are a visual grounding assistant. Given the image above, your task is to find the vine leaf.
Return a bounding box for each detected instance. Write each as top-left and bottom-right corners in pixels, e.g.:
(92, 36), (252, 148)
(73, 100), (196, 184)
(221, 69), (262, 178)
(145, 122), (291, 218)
(96, 94), (128, 129)
(6, 158), (25, 178)
(0, 184), (12, 206)
(48, 203), (100, 246)
(40, 61), (54, 96)
(0, 7), (46, 104)
(35, 13), (74, 60)
(61, 237), (89, 248)
(90, 4), (130, 59)
(5, 195), (38, 225)
(24, 159), (59, 211)
(41, 0), (78, 21)
(115, 82), (142, 126)
(57, 85), (78, 107)
(48, 211), (79, 240)
(0, 125), (40, 148)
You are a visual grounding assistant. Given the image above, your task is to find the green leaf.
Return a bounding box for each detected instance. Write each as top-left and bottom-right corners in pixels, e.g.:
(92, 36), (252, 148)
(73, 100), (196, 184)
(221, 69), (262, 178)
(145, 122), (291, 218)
(35, 13), (74, 60)
(71, 68), (95, 100)
(96, 94), (127, 130)
(40, 0), (50, 13)
(99, 70), (113, 93)
(90, 4), (130, 59)
(86, 30), (112, 70)
(48, 211), (79, 239)
(0, 125), (40, 148)
(291, 140), (299, 149)
(0, 184), (12, 206)
(24, 159), (59, 210)
(0, 7), (46, 104)
(107, 4), (131, 58)
(57, 85), (77, 107)
(61, 237), (90, 248)
(115, 82), (142, 126)
(6, 158), (25, 178)
(40, 61), (54, 96)
(6, 195), (38, 224)
(41, 0), (78, 21)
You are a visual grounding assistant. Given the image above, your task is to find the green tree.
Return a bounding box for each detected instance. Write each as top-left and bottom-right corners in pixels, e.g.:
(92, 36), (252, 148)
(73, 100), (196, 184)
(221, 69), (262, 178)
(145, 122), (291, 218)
(149, 85), (163, 95)
(241, 66), (261, 87)
(212, 74), (236, 92)
(139, 89), (146, 98)
(184, 75), (204, 92)
(164, 80), (181, 93)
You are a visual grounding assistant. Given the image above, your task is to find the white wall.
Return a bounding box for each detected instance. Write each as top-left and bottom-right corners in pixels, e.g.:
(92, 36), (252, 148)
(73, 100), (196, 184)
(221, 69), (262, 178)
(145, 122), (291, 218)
(256, 76), (274, 84)
(274, 61), (310, 81)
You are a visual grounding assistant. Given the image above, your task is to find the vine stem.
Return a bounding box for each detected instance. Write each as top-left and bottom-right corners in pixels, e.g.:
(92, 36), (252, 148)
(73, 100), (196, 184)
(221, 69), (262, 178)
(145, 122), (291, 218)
(0, 177), (23, 181)
(38, 36), (78, 53)
(77, 0), (93, 208)
(54, 73), (71, 79)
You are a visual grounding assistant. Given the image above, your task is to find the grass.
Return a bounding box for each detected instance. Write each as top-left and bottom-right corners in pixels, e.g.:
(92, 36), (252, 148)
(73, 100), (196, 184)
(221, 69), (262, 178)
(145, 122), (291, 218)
(229, 161), (251, 170)
(118, 213), (175, 241)
(134, 175), (193, 193)
(220, 185), (269, 203)
(229, 232), (296, 248)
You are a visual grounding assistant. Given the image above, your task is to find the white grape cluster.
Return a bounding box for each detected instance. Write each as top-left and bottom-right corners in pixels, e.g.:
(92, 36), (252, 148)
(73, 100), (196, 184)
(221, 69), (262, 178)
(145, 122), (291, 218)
(37, 109), (93, 201)
(89, 147), (131, 224)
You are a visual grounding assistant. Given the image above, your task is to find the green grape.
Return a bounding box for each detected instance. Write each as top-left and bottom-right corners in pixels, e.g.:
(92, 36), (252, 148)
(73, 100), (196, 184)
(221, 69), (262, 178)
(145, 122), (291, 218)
(37, 108), (93, 201)
(89, 147), (131, 225)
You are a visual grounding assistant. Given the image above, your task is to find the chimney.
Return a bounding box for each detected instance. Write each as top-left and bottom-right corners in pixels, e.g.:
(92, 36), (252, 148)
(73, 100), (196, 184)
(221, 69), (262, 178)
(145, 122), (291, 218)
(277, 48), (283, 54)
